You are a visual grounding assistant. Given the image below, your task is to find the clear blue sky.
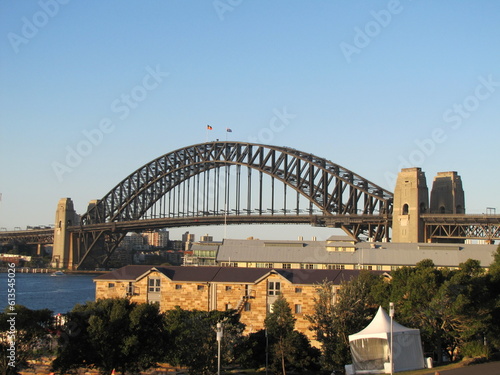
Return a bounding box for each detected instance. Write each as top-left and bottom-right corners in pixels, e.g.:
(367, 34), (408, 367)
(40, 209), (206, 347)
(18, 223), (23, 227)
(1, 1), (499, 240)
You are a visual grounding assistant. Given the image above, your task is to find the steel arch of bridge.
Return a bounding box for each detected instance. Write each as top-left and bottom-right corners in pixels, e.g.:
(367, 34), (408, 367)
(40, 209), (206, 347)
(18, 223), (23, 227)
(76, 142), (393, 268)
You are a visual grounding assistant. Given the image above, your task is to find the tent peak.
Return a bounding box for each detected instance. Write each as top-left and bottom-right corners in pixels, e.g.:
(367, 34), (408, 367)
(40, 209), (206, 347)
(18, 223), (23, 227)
(349, 306), (419, 340)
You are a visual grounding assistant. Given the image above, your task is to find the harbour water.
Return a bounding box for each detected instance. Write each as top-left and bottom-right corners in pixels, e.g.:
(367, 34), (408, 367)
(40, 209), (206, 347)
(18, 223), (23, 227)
(0, 272), (96, 314)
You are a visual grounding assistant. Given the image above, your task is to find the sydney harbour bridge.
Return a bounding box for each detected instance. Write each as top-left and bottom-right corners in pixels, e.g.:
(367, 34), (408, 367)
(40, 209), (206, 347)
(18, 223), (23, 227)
(1, 141), (499, 270)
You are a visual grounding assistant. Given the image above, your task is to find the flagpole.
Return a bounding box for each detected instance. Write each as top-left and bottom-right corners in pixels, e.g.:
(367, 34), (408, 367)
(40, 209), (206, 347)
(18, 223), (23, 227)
(223, 128), (232, 239)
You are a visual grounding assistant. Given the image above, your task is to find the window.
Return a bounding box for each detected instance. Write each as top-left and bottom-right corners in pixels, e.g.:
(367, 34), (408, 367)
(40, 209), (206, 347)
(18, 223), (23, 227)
(257, 263), (274, 268)
(294, 304), (302, 314)
(108, 283), (115, 288)
(244, 302), (251, 311)
(197, 285), (205, 291)
(225, 286), (232, 291)
(326, 264), (345, 270)
(175, 284), (182, 290)
(295, 287), (302, 293)
(301, 264), (316, 269)
(402, 204), (409, 215)
(282, 263), (291, 269)
(126, 282), (135, 295)
(148, 278), (161, 292)
(268, 281), (281, 296)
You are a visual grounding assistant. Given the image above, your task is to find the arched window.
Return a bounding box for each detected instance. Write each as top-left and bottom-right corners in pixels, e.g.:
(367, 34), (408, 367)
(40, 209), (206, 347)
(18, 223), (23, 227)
(420, 202), (426, 213)
(440, 206), (445, 214)
(402, 204), (409, 215)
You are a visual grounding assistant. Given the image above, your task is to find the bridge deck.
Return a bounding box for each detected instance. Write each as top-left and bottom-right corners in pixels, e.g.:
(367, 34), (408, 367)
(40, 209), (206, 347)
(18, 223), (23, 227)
(422, 214), (500, 241)
(0, 228), (54, 244)
(421, 214), (500, 223)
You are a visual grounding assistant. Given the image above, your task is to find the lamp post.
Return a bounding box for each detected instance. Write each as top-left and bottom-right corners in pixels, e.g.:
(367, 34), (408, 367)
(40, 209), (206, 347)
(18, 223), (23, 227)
(389, 302), (394, 375)
(217, 322), (223, 375)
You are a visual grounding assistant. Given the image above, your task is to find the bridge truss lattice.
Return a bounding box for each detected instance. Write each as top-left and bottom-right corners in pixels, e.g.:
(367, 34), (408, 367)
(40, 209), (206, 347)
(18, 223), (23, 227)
(76, 142), (393, 268)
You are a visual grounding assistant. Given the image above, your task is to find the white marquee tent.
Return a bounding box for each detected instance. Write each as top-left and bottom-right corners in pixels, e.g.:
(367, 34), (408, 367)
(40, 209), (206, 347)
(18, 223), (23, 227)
(347, 306), (425, 374)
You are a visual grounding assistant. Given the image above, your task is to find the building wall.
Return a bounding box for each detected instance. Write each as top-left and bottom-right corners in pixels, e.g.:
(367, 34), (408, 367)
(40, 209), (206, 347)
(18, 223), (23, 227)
(95, 271), (330, 343)
(159, 280), (210, 311)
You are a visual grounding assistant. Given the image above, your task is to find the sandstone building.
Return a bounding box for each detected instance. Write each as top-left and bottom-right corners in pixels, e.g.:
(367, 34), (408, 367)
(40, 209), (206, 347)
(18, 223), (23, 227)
(94, 265), (375, 343)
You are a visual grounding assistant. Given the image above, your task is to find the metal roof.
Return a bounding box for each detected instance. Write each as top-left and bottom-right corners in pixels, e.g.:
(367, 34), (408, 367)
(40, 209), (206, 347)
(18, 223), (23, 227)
(217, 239), (497, 268)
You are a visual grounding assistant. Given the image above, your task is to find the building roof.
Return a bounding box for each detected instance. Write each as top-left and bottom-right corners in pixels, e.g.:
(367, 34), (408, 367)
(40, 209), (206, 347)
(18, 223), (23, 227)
(94, 265), (375, 285)
(94, 265), (152, 281)
(216, 239), (497, 268)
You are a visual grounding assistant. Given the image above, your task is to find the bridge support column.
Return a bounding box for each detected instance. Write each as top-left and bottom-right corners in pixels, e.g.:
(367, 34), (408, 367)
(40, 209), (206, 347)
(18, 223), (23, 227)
(51, 198), (78, 269)
(430, 171), (465, 214)
(392, 168), (429, 243)
(37, 243), (43, 256)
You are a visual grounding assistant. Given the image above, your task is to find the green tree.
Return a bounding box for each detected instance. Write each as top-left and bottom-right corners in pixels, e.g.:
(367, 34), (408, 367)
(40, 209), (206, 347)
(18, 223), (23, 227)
(306, 280), (337, 370)
(489, 245), (500, 282)
(383, 260), (450, 361)
(430, 259), (492, 360)
(381, 258), (497, 362)
(235, 329), (267, 370)
(52, 298), (165, 374)
(0, 306), (53, 375)
(488, 245), (500, 349)
(163, 307), (245, 375)
(265, 295), (296, 375)
(308, 272), (383, 371)
(265, 295), (319, 374)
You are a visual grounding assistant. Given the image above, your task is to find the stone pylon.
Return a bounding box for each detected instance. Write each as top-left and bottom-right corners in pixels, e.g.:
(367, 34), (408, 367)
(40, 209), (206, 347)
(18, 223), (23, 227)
(430, 171), (465, 214)
(51, 198), (78, 269)
(392, 168), (429, 243)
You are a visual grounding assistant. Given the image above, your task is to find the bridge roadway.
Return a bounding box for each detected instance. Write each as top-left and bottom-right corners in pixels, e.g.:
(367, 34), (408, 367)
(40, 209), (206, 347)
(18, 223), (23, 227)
(0, 214), (389, 245)
(421, 214), (500, 241)
(68, 213), (390, 235)
(2, 214), (500, 245)
(0, 228), (54, 245)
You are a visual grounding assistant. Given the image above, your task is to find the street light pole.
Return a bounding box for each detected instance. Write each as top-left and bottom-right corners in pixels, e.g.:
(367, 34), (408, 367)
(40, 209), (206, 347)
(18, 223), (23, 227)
(217, 322), (223, 375)
(389, 302), (394, 375)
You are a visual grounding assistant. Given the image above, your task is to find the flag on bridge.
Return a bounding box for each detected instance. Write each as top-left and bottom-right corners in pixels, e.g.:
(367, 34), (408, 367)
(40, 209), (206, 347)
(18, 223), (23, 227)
(207, 125), (213, 130)
(226, 128), (232, 132)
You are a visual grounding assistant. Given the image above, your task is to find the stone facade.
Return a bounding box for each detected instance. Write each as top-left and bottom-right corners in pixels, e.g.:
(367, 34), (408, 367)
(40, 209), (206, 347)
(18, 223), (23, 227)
(94, 265), (357, 344)
(430, 171), (465, 214)
(392, 168), (429, 243)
